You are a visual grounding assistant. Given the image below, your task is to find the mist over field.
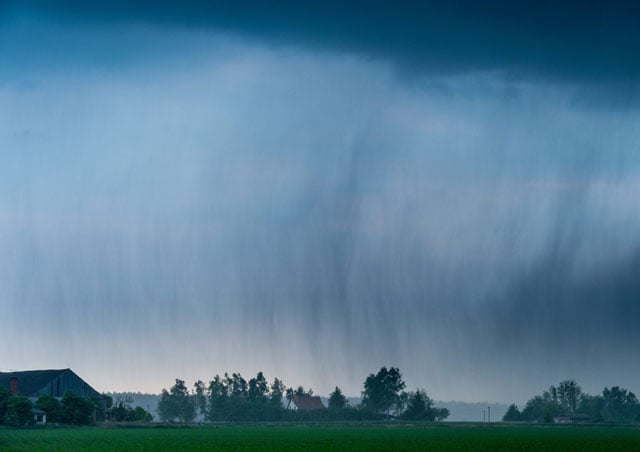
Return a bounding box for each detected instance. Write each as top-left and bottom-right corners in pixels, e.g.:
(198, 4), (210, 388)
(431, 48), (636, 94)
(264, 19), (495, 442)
(1, 1), (639, 404)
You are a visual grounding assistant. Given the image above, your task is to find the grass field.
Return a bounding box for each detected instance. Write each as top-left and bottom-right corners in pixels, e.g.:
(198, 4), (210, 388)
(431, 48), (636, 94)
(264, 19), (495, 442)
(1, 423), (640, 451)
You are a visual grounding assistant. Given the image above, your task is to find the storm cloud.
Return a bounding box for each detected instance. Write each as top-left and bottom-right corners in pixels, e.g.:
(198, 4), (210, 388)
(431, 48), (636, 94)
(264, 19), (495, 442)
(0, 2), (639, 403)
(6, 1), (640, 85)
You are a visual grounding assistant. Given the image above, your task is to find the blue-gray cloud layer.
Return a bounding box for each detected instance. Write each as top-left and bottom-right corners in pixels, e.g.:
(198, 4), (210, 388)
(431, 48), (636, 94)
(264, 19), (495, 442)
(0, 3), (639, 402)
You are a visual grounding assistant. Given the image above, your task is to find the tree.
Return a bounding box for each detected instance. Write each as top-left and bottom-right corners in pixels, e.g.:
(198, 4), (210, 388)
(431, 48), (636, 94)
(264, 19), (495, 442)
(248, 372), (269, 404)
(158, 389), (175, 422)
(602, 386), (640, 422)
(502, 404), (523, 422)
(110, 398), (132, 422)
(207, 375), (229, 421)
(223, 373), (252, 421)
(507, 381), (640, 425)
(431, 407), (450, 421)
(521, 394), (562, 423)
(553, 380), (582, 414)
(102, 393), (114, 411)
(361, 366), (406, 416)
(401, 389), (429, 420)
(269, 378), (285, 408)
(108, 395), (153, 422)
(578, 394), (605, 422)
(294, 386), (313, 397)
(5, 396), (33, 427)
(194, 380), (208, 419)
(0, 388), (10, 424)
(158, 379), (196, 423)
(401, 389), (449, 421)
(94, 394), (113, 422)
(61, 392), (95, 425)
(173, 379), (196, 423)
(132, 406), (153, 422)
(35, 395), (64, 423)
(229, 373), (248, 397)
(328, 387), (348, 409)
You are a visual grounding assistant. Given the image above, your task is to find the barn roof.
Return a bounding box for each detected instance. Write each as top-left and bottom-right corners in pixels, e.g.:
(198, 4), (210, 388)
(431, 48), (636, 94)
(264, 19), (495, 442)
(0, 368), (100, 399)
(293, 395), (325, 410)
(0, 369), (66, 396)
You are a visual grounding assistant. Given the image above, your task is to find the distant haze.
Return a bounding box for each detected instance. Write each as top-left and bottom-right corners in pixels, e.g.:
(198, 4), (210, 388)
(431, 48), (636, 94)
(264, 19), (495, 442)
(1, 1), (639, 403)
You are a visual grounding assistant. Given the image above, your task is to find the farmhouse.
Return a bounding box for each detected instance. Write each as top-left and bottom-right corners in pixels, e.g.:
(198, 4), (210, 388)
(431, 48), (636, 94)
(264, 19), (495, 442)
(291, 395), (325, 410)
(553, 413), (591, 424)
(32, 408), (47, 425)
(0, 368), (101, 399)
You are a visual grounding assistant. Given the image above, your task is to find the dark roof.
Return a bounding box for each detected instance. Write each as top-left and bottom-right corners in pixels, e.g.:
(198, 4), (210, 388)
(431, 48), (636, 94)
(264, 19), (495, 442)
(569, 414), (591, 420)
(0, 368), (100, 399)
(0, 369), (66, 396)
(293, 396), (325, 410)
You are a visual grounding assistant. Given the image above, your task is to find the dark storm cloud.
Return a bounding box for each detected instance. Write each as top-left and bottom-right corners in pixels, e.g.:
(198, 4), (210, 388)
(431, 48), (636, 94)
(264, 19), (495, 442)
(2, 0), (640, 402)
(8, 0), (640, 84)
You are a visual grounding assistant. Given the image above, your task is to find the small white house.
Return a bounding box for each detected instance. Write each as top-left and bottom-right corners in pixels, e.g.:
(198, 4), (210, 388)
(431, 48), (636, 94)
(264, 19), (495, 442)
(33, 408), (47, 425)
(553, 414), (590, 424)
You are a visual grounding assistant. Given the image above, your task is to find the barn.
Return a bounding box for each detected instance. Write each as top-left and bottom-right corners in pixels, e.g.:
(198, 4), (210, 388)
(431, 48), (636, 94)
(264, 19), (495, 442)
(0, 368), (101, 399)
(291, 395), (326, 411)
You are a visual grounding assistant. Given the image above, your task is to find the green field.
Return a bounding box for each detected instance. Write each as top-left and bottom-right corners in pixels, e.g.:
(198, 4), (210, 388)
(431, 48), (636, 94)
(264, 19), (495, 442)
(1, 424), (640, 451)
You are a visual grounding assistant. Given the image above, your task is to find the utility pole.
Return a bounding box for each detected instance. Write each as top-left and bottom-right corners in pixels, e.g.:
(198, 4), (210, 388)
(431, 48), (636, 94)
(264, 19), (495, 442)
(483, 410), (485, 422)
(488, 406), (491, 423)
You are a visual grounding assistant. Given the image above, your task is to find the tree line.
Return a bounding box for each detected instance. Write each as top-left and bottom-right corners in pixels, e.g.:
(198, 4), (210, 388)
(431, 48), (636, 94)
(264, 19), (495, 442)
(0, 389), (153, 427)
(158, 366), (449, 423)
(503, 380), (640, 423)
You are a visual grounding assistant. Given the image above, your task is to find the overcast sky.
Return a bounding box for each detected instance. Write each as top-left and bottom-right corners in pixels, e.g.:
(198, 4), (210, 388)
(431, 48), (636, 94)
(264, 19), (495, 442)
(1, 1), (639, 403)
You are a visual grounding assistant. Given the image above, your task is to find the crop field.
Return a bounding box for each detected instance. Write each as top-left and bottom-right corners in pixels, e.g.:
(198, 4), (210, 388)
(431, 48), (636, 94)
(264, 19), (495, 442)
(1, 423), (640, 451)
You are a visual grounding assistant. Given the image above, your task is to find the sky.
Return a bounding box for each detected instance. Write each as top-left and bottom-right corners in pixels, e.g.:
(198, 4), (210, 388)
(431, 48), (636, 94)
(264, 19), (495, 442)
(1, 1), (639, 404)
